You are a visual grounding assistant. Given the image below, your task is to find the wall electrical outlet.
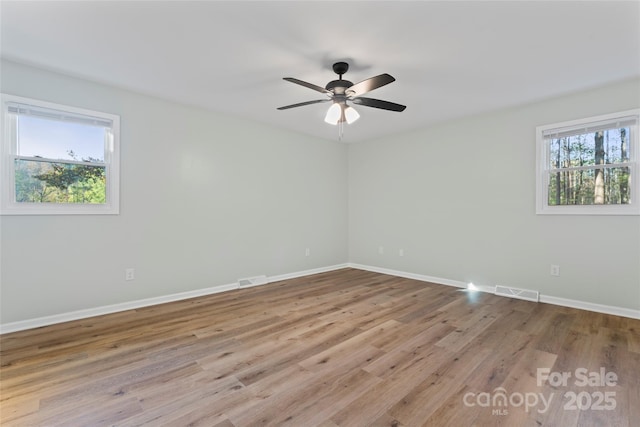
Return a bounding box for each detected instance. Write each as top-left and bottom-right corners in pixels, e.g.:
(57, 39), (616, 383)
(125, 268), (135, 281)
(305, 248), (310, 257)
(550, 264), (560, 276)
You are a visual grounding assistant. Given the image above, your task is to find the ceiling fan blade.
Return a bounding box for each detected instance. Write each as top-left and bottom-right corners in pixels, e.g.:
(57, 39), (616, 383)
(277, 99), (331, 110)
(283, 77), (331, 94)
(352, 97), (406, 112)
(346, 73), (395, 97)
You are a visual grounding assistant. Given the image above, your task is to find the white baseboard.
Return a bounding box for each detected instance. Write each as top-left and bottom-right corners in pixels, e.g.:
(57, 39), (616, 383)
(347, 263), (467, 288)
(539, 295), (640, 320)
(348, 263), (640, 320)
(0, 263), (349, 334)
(0, 282), (237, 335)
(3, 262), (637, 334)
(269, 263), (350, 283)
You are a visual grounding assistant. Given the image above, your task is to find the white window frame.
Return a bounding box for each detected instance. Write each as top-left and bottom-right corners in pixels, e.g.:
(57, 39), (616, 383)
(536, 109), (640, 215)
(1, 93), (120, 215)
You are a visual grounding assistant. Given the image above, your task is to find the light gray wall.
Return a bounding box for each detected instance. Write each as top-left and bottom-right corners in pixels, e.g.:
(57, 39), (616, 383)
(349, 77), (640, 310)
(0, 60), (349, 323)
(2, 60), (638, 326)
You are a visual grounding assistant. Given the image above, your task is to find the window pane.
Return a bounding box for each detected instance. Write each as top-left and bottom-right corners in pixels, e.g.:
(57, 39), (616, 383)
(17, 115), (106, 162)
(548, 167), (631, 206)
(15, 159), (106, 204)
(548, 127), (631, 170)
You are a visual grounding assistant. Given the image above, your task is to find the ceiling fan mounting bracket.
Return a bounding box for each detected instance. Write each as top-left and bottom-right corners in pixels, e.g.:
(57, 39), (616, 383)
(332, 61), (349, 77)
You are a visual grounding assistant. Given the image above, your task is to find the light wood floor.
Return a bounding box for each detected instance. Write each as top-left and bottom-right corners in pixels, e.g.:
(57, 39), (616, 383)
(1, 268), (638, 426)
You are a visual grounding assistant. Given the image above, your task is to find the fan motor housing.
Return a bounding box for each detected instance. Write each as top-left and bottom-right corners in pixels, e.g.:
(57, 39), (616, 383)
(325, 79), (353, 94)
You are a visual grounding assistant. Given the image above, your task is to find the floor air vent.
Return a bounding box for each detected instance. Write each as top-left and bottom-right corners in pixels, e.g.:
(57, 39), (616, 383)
(495, 285), (539, 302)
(238, 275), (268, 288)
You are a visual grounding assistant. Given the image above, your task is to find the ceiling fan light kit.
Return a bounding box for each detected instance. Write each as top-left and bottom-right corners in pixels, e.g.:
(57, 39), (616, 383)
(324, 103), (360, 125)
(278, 61), (406, 139)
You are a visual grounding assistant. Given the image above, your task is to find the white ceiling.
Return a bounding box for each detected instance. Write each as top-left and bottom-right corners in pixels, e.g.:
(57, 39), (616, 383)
(2, 1), (639, 143)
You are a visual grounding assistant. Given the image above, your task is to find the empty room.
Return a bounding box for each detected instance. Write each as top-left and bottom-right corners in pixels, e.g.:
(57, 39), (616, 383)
(1, 1), (639, 426)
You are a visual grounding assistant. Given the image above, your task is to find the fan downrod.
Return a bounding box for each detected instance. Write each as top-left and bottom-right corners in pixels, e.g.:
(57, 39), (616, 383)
(326, 62), (353, 93)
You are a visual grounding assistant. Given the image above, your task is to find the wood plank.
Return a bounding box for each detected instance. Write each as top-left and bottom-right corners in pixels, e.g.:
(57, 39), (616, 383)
(386, 345), (493, 425)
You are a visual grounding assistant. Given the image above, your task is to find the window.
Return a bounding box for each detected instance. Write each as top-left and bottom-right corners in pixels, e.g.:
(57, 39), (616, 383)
(536, 109), (640, 215)
(1, 94), (120, 215)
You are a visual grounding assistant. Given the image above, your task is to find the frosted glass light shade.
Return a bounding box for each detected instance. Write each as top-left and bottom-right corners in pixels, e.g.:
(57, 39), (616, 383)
(344, 106), (360, 124)
(324, 103), (342, 125)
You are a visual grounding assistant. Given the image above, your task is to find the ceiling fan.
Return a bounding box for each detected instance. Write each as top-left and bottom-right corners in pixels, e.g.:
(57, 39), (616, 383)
(277, 62), (406, 132)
